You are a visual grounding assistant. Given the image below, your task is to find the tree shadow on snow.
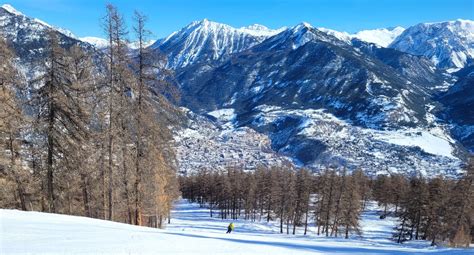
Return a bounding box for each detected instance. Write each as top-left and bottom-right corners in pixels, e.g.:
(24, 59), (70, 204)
(161, 232), (469, 254)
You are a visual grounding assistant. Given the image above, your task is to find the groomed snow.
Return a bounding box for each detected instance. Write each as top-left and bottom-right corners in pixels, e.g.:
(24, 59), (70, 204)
(2, 199), (471, 254)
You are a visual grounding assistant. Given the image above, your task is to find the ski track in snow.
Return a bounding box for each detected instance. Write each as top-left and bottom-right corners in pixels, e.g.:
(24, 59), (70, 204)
(1, 199), (472, 254)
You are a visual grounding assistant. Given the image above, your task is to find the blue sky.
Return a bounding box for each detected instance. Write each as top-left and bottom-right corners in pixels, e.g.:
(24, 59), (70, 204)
(4, 0), (473, 39)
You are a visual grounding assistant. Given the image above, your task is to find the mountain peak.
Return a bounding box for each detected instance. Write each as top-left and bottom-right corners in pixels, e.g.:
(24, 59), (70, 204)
(296, 22), (313, 29)
(189, 18), (228, 29)
(390, 19), (474, 68)
(196, 18), (211, 25)
(179, 19), (285, 39)
(289, 22), (314, 35)
(157, 19), (280, 68)
(1, 4), (24, 16)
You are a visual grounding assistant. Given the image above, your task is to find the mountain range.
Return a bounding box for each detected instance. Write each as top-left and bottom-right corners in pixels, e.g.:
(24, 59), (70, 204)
(1, 3), (473, 175)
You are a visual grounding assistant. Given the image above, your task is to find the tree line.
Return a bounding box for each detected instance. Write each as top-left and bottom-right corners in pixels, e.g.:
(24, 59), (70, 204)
(0, 4), (179, 228)
(179, 160), (473, 247)
(373, 160), (473, 247)
(180, 164), (369, 238)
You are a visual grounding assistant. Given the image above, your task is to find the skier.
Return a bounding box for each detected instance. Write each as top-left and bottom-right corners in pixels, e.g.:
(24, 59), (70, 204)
(226, 222), (234, 233)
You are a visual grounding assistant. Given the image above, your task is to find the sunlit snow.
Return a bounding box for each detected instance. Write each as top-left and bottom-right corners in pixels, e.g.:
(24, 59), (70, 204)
(2, 199), (471, 254)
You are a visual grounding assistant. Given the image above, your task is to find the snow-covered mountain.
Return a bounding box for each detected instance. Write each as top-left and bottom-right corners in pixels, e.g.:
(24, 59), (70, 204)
(390, 19), (474, 69)
(80, 36), (156, 50)
(0, 4), (85, 42)
(171, 22), (463, 174)
(150, 19), (285, 68)
(440, 65), (474, 152)
(353, 27), (405, 47)
(0, 4), (98, 79)
(317, 26), (405, 47)
(79, 36), (109, 49)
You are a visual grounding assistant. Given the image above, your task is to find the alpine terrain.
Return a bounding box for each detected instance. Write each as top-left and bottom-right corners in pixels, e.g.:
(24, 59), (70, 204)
(1, 2), (473, 254)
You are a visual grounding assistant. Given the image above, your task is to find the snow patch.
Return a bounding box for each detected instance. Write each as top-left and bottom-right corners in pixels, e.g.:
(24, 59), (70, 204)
(373, 129), (456, 158)
(207, 108), (236, 123)
(353, 27), (405, 47)
(239, 24), (286, 37)
(80, 36), (109, 49)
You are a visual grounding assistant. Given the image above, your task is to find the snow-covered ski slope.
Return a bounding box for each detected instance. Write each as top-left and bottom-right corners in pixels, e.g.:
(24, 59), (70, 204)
(1, 200), (471, 254)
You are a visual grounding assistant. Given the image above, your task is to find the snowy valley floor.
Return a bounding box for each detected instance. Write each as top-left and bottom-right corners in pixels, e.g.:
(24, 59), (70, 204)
(1, 199), (472, 254)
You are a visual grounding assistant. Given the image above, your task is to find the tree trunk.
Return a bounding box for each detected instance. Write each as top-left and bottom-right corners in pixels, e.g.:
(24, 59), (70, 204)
(122, 144), (132, 224)
(107, 123), (113, 220)
(8, 133), (27, 211)
(304, 209), (309, 235)
(47, 100), (55, 213)
(81, 173), (91, 217)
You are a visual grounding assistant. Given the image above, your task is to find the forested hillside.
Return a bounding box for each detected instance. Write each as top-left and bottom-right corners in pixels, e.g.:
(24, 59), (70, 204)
(0, 5), (179, 227)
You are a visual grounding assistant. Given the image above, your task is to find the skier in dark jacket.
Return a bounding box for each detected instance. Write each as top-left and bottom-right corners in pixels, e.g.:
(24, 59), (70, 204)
(226, 222), (234, 233)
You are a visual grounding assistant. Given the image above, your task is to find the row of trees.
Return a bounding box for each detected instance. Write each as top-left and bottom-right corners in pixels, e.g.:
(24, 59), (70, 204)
(179, 164), (370, 238)
(373, 162), (473, 247)
(0, 5), (179, 227)
(179, 162), (473, 246)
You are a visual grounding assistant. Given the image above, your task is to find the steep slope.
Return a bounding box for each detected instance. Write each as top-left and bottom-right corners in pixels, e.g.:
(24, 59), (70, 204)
(350, 39), (450, 91)
(389, 19), (474, 70)
(182, 23), (437, 128)
(150, 19), (284, 69)
(440, 65), (474, 152)
(0, 4), (98, 79)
